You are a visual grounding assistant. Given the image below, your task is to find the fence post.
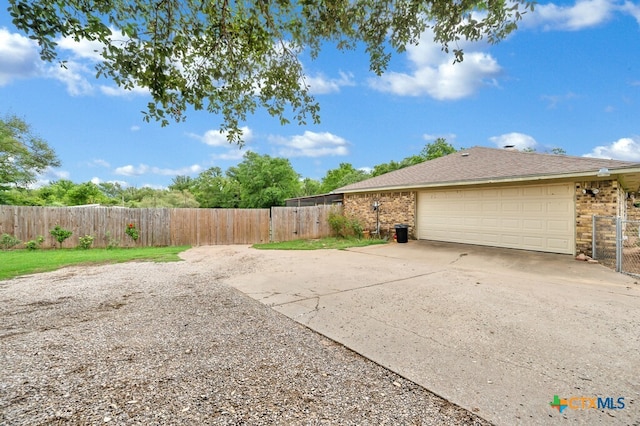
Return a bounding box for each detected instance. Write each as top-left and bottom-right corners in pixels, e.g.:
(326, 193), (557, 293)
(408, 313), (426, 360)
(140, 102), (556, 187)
(616, 216), (622, 272)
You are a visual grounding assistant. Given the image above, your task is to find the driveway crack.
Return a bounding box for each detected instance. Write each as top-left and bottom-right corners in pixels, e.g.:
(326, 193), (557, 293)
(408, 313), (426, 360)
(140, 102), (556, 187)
(271, 270), (445, 308)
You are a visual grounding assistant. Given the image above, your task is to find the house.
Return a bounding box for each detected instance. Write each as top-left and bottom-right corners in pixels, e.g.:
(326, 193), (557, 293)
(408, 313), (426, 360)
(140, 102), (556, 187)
(335, 146), (640, 255)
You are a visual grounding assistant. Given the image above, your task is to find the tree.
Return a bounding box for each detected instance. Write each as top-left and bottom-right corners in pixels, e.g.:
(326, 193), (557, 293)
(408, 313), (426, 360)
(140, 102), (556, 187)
(8, 0), (533, 144)
(370, 139), (455, 178)
(320, 163), (370, 193)
(98, 182), (125, 205)
(371, 155), (425, 177)
(420, 137), (457, 160)
(300, 178), (322, 197)
(0, 115), (60, 191)
(168, 175), (193, 192)
(64, 182), (109, 205)
(137, 190), (200, 208)
(227, 152), (301, 208)
(191, 167), (241, 208)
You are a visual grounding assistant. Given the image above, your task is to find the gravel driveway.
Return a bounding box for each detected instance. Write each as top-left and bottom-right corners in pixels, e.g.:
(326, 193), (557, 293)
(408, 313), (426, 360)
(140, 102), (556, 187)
(1, 248), (488, 425)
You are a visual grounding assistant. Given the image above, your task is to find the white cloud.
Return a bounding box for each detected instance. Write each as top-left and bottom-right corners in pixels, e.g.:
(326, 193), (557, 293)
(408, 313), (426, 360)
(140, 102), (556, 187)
(540, 92), (579, 108)
(523, 0), (615, 31)
(211, 149), (247, 161)
(270, 131), (349, 157)
(114, 163), (203, 176)
(622, 1), (640, 24)
(189, 126), (254, 147)
(57, 35), (105, 62)
(583, 137), (640, 161)
(46, 60), (94, 96)
(369, 31), (501, 100)
(0, 28), (42, 85)
(99, 84), (148, 97)
(141, 183), (167, 190)
(91, 178), (129, 187)
(489, 133), (538, 150)
(29, 168), (71, 189)
(131, 125), (141, 132)
(89, 159), (111, 168)
(303, 71), (355, 95)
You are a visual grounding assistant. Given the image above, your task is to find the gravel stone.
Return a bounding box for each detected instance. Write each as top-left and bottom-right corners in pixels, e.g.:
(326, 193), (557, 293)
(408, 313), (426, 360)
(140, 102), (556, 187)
(1, 251), (490, 425)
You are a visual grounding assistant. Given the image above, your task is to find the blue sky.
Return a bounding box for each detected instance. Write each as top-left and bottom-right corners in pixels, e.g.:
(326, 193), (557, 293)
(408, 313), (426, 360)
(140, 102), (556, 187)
(1, 0), (640, 189)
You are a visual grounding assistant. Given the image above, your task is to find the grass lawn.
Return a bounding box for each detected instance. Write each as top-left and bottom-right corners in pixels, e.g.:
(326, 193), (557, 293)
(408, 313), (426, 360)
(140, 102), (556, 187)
(0, 246), (190, 281)
(253, 237), (388, 250)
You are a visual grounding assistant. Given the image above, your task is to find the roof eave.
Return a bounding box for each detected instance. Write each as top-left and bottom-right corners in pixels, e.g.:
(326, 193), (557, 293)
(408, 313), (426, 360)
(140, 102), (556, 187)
(337, 167), (640, 194)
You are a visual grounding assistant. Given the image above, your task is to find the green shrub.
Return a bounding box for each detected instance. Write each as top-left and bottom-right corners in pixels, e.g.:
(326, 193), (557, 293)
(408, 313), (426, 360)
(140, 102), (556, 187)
(50, 225), (72, 248)
(328, 212), (364, 239)
(1, 233), (21, 250)
(104, 231), (120, 249)
(125, 223), (139, 241)
(78, 235), (94, 250)
(25, 236), (45, 251)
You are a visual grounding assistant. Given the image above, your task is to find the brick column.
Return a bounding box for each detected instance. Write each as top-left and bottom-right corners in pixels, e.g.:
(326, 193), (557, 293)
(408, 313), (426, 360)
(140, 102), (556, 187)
(575, 180), (619, 256)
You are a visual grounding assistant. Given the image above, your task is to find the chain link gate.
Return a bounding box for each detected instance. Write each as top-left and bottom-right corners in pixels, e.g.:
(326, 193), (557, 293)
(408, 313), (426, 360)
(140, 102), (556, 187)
(621, 219), (640, 278)
(592, 216), (640, 278)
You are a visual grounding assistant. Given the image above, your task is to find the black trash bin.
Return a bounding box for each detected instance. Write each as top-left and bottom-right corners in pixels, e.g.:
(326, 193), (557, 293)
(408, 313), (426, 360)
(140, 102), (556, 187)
(395, 224), (409, 243)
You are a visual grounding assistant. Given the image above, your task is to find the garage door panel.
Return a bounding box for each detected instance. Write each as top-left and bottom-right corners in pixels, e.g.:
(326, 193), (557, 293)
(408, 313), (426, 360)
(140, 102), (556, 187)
(481, 218), (500, 227)
(499, 188), (519, 197)
(523, 219), (543, 231)
(464, 217), (482, 226)
(522, 202), (544, 213)
(501, 218), (520, 229)
(548, 201), (571, 213)
(482, 202), (499, 212)
(500, 234), (521, 245)
(548, 220), (571, 232)
(417, 183), (575, 254)
(548, 184), (574, 196)
(522, 186), (546, 196)
(547, 238), (571, 251)
(522, 236), (544, 248)
(501, 202), (520, 212)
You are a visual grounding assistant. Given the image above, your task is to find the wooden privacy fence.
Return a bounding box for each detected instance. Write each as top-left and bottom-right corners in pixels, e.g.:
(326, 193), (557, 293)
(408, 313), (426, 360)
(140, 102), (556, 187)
(271, 205), (338, 242)
(0, 204), (339, 248)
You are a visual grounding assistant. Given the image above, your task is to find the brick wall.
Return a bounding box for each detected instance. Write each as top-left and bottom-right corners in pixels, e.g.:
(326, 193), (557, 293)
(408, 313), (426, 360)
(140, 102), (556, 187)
(628, 196), (640, 221)
(575, 180), (620, 256)
(343, 191), (415, 238)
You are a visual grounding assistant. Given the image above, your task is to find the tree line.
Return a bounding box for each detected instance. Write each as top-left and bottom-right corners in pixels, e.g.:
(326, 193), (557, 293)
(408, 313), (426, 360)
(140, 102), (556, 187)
(2, 115), (458, 208)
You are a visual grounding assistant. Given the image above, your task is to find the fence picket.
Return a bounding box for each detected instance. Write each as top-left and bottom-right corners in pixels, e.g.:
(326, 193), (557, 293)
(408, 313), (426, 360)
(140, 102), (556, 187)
(0, 205), (339, 248)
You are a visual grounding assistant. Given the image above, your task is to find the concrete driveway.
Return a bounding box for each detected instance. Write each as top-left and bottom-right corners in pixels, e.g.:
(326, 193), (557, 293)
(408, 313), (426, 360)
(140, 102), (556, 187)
(208, 241), (640, 425)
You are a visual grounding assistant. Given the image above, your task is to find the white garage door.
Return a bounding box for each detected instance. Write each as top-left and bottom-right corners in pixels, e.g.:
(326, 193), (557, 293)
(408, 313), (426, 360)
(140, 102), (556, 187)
(417, 183), (575, 254)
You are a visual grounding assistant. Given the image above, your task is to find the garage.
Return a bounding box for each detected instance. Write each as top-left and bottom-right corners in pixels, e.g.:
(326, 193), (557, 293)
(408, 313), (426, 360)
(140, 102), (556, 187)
(338, 147), (640, 256)
(416, 183), (575, 254)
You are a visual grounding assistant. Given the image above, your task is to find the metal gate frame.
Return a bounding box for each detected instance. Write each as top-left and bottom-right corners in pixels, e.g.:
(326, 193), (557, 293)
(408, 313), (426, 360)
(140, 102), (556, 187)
(592, 215), (640, 278)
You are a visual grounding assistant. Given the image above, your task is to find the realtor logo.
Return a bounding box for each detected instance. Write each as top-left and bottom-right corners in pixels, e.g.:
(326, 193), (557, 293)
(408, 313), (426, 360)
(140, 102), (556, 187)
(550, 395), (625, 413)
(550, 395), (568, 413)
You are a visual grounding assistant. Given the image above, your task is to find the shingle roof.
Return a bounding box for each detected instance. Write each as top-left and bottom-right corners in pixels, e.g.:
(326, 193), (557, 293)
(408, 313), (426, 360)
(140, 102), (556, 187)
(337, 146), (640, 193)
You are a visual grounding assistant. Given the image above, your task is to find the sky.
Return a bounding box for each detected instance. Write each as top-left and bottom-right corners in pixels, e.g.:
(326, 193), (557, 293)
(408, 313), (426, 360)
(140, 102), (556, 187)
(1, 0), (640, 189)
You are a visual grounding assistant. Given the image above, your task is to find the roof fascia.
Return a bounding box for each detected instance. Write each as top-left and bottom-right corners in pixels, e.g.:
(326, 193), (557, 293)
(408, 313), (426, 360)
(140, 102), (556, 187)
(337, 167), (640, 194)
